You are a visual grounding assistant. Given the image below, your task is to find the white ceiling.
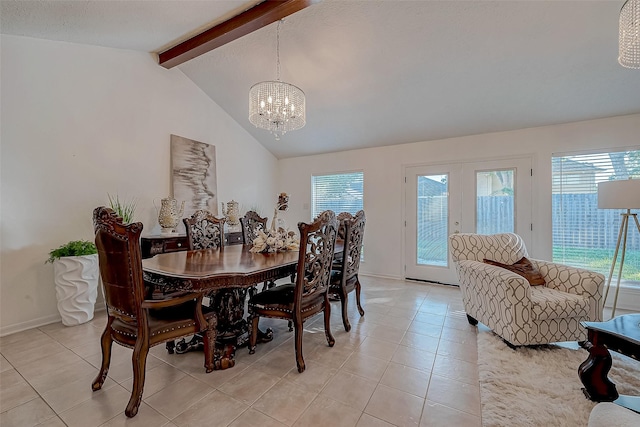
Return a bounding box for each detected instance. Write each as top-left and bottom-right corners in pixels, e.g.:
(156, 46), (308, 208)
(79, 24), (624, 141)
(2, 0), (639, 159)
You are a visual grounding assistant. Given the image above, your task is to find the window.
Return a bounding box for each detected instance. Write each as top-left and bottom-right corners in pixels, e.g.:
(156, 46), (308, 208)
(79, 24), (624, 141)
(476, 169), (515, 235)
(312, 172), (364, 219)
(552, 150), (640, 285)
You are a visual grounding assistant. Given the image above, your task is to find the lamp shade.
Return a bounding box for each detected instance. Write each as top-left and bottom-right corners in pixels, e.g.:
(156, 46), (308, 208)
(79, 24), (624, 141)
(597, 179), (640, 209)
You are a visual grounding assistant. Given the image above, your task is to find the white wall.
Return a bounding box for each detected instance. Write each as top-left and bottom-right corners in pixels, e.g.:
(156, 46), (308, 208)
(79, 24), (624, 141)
(278, 114), (640, 281)
(0, 35), (279, 335)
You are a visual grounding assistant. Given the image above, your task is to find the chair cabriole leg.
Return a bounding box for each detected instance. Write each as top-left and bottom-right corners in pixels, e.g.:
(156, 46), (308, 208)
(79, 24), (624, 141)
(248, 314), (259, 354)
(340, 291), (351, 332)
(294, 317), (305, 373)
(125, 337), (149, 417)
(355, 278), (365, 316)
(92, 317), (114, 391)
(324, 296), (335, 347)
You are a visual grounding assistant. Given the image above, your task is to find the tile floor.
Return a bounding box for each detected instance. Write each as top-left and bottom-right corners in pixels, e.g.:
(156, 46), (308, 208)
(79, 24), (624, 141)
(0, 276), (628, 427)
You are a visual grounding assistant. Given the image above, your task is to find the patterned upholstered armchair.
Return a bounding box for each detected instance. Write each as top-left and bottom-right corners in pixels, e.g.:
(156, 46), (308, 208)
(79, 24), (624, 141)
(449, 233), (604, 347)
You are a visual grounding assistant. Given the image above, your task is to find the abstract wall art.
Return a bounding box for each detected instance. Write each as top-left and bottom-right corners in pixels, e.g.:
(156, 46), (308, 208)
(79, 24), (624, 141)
(170, 134), (218, 218)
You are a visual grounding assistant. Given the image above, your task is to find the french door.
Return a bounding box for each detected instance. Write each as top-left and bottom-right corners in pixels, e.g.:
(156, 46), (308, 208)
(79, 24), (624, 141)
(405, 157), (532, 284)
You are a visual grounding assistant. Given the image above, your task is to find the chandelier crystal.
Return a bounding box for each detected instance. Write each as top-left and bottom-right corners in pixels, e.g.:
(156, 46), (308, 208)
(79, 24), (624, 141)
(249, 20), (306, 140)
(619, 0), (640, 69)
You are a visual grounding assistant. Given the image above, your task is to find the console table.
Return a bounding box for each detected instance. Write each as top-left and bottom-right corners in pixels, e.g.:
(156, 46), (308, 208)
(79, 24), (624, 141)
(579, 314), (640, 413)
(141, 231), (244, 259)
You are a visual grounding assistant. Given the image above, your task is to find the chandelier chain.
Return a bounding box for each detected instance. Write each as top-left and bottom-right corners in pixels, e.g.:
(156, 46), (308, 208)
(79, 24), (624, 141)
(276, 20), (281, 80)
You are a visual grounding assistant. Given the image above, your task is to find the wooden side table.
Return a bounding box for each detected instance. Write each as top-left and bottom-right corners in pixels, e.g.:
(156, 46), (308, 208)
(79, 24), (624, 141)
(140, 234), (188, 259)
(579, 314), (640, 413)
(141, 231), (246, 259)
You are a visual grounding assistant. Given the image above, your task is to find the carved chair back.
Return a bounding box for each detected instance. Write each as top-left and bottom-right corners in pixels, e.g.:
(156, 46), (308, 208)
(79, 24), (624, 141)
(93, 206), (145, 320)
(336, 212), (354, 240)
(343, 210), (366, 281)
(294, 210), (338, 307)
(240, 211), (268, 245)
(183, 210), (226, 250)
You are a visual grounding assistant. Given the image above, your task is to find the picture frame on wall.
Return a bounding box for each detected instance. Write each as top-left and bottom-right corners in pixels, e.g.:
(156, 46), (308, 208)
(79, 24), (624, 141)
(170, 134), (218, 218)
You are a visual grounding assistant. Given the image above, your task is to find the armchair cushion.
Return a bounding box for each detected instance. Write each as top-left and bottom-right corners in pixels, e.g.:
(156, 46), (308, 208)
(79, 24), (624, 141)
(483, 257), (546, 286)
(530, 287), (590, 320)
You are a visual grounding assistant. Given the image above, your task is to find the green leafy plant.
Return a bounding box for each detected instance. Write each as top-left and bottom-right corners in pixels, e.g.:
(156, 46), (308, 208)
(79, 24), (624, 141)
(46, 240), (97, 263)
(108, 194), (137, 224)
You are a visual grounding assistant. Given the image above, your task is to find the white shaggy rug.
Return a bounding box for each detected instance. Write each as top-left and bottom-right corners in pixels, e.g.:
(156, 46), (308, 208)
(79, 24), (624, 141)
(477, 330), (640, 427)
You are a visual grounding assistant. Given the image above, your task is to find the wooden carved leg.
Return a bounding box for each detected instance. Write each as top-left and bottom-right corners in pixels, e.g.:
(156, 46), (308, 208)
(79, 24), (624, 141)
(203, 313), (217, 373)
(579, 341), (618, 402)
(166, 340), (175, 354)
(248, 314), (259, 355)
(92, 317), (114, 391)
(466, 314), (478, 325)
(125, 338), (149, 418)
(355, 278), (365, 317)
(340, 291), (351, 332)
(324, 296), (335, 347)
(294, 317), (306, 373)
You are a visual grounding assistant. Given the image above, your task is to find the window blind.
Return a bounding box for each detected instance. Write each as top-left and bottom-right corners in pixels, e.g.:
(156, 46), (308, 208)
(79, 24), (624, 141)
(552, 150), (639, 283)
(311, 172), (364, 219)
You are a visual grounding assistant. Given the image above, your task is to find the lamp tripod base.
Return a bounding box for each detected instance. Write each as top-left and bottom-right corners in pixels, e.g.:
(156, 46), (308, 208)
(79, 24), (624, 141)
(603, 211), (640, 319)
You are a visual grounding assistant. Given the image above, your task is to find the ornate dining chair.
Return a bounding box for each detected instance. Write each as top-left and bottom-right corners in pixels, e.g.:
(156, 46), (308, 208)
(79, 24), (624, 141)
(240, 210), (277, 293)
(330, 210), (366, 331)
(91, 207), (215, 418)
(181, 210), (244, 364)
(240, 210), (268, 245)
(331, 212), (354, 273)
(248, 210), (338, 373)
(183, 209), (225, 250)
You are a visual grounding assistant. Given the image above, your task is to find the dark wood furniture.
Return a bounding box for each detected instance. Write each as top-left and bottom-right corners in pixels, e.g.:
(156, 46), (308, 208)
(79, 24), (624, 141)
(330, 210), (366, 332)
(579, 314), (640, 413)
(92, 207), (216, 418)
(141, 230), (244, 259)
(247, 210), (338, 373)
(183, 210), (225, 250)
(143, 245), (300, 291)
(226, 230), (244, 246)
(141, 234), (189, 258)
(181, 210), (246, 362)
(143, 244), (300, 367)
(240, 211), (268, 245)
(240, 211), (272, 293)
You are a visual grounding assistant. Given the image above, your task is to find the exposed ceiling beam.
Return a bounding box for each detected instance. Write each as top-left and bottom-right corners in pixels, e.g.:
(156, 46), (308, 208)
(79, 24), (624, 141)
(158, 0), (319, 69)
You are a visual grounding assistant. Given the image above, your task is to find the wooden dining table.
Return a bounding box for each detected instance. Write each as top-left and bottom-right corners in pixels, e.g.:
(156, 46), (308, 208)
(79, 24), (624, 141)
(142, 242), (343, 370)
(142, 244), (300, 292)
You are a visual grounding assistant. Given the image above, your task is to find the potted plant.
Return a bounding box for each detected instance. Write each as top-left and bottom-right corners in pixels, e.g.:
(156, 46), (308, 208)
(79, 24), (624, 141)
(108, 194), (137, 224)
(46, 240), (99, 326)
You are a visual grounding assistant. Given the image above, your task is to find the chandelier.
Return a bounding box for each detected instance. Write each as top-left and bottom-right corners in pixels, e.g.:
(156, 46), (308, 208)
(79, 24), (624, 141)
(619, 0), (640, 68)
(249, 20), (306, 140)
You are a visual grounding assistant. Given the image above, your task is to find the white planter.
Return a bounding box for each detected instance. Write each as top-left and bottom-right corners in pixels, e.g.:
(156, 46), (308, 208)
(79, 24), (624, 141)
(53, 254), (99, 326)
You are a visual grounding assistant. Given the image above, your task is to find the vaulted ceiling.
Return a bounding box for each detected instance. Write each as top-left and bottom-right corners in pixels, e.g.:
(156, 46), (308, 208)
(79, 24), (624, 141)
(2, 1), (639, 159)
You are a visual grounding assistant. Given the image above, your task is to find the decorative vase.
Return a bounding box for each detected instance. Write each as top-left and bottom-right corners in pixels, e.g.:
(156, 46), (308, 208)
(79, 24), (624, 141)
(156, 197), (185, 234)
(221, 200), (240, 226)
(53, 254), (99, 326)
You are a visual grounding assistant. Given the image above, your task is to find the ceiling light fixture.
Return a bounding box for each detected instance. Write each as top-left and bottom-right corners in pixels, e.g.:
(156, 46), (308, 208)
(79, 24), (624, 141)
(619, 0), (640, 68)
(249, 20), (306, 140)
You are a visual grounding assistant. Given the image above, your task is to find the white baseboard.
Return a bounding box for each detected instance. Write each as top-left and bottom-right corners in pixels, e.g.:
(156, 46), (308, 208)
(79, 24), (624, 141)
(0, 313), (62, 337)
(359, 272), (403, 281)
(0, 306), (106, 338)
(603, 284), (640, 311)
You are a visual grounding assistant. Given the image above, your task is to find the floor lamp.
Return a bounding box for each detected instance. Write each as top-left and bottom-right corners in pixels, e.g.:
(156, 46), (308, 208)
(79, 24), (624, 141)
(597, 178), (640, 318)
